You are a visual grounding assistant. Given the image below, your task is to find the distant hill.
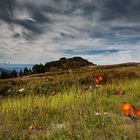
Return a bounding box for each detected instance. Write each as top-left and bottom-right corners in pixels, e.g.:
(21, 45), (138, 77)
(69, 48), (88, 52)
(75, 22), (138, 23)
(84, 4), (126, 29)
(44, 57), (96, 71)
(0, 67), (11, 75)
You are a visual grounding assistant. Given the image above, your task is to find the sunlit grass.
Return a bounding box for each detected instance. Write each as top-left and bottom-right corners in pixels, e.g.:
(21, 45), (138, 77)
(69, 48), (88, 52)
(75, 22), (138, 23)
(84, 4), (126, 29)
(0, 79), (140, 139)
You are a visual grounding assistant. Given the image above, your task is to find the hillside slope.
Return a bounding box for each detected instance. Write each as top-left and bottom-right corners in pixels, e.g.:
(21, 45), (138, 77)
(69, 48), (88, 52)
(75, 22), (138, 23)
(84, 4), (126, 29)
(44, 57), (96, 71)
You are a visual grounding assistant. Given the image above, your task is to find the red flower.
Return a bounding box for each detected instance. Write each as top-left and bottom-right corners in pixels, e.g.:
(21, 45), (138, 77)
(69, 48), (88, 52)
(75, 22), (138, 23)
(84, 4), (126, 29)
(92, 73), (104, 84)
(133, 108), (140, 117)
(118, 103), (140, 120)
(95, 78), (100, 84)
(28, 124), (33, 131)
(123, 110), (131, 116)
(98, 76), (103, 81)
(44, 109), (49, 113)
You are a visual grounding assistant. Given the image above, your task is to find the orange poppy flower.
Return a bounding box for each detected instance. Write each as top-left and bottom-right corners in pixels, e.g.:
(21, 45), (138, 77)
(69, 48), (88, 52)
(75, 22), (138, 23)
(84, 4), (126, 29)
(95, 78), (100, 84)
(28, 124), (33, 131)
(134, 108), (140, 117)
(123, 110), (131, 116)
(92, 74), (104, 84)
(98, 76), (103, 81)
(118, 103), (133, 117)
(118, 103), (133, 111)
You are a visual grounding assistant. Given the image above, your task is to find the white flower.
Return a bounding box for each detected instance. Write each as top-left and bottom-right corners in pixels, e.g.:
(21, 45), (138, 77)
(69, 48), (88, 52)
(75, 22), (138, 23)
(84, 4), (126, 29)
(99, 85), (103, 88)
(104, 112), (107, 115)
(19, 88), (24, 92)
(95, 112), (102, 116)
(96, 85), (103, 88)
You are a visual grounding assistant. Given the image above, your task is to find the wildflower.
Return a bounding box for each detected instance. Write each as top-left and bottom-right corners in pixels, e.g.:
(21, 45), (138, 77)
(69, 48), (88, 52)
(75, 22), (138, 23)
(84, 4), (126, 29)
(96, 85), (103, 88)
(99, 76), (103, 81)
(95, 112), (102, 116)
(104, 112), (108, 115)
(118, 103), (140, 121)
(118, 103), (133, 112)
(114, 89), (126, 95)
(51, 90), (56, 96)
(119, 89), (125, 95)
(95, 79), (100, 84)
(133, 107), (140, 118)
(92, 73), (104, 84)
(118, 103), (138, 121)
(123, 110), (131, 116)
(44, 109), (49, 113)
(134, 109), (140, 117)
(28, 124), (33, 131)
(118, 103), (134, 118)
(19, 88), (24, 92)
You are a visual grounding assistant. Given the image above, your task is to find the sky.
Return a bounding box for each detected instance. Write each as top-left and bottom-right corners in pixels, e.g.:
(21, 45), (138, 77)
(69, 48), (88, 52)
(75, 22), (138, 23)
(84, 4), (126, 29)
(0, 0), (140, 65)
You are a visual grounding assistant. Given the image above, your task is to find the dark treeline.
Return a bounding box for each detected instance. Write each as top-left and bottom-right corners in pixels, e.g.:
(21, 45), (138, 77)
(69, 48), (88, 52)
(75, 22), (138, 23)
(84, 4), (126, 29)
(0, 67), (32, 79)
(0, 57), (95, 79)
(0, 70), (18, 79)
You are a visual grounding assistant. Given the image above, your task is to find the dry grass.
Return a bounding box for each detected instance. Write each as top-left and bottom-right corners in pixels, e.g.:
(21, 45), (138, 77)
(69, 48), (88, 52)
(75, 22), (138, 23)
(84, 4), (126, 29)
(0, 65), (140, 139)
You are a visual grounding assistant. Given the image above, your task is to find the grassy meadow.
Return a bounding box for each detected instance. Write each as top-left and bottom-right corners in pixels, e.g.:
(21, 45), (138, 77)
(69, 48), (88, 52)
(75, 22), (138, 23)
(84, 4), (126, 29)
(0, 65), (140, 140)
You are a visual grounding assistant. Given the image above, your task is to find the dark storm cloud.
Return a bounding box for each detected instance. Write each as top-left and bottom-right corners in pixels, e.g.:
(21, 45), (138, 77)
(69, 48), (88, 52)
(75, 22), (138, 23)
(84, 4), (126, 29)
(0, 0), (52, 37)
(0, 0), (140, 64)
(1, 0), (140, 36)
(0, 0), (16, 22)
(24, 3), (52, 24)
(95, 0), (139, 25)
